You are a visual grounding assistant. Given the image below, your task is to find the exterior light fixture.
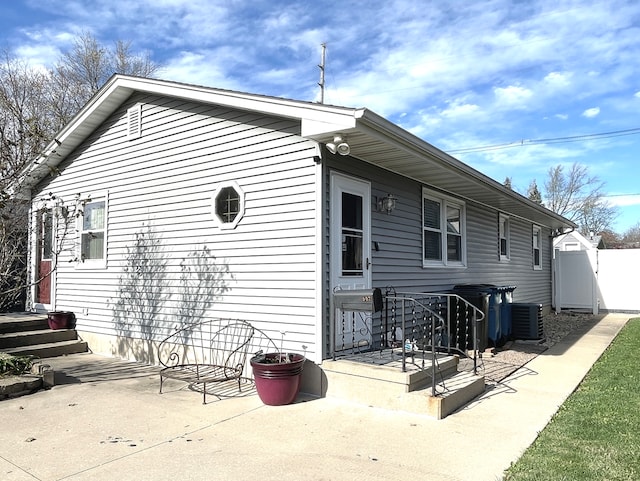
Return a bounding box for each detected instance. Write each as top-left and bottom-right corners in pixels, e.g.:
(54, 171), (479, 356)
(378, 194), (397, 214)
(326, 135), (350, 156)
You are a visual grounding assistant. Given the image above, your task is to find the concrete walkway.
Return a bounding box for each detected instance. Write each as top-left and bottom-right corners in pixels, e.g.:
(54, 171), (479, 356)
(0, 313), (631, 481)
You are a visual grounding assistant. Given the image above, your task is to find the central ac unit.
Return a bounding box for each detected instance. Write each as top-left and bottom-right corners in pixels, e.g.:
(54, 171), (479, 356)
(510, 303), (544, 340)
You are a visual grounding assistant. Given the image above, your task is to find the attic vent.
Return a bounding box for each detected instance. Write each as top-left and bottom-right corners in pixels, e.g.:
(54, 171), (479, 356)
(127, 104), (142, 140)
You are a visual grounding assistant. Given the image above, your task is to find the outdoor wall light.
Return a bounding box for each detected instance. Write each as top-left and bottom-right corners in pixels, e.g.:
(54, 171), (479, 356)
(326, 135), (350, 156)
(378, 194), (397, 214)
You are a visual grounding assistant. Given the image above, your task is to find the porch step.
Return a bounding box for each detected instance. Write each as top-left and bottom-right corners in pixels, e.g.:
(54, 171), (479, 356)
(0, 329), (78, 349)
(0, 313), (88, 359)
(0, 314), (49, 334)
(2, 339), (89, 359)
(322, 351), (484, 419)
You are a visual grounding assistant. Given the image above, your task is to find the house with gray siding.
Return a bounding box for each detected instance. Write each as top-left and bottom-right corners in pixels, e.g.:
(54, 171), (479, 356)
(19, 75), (574, 400)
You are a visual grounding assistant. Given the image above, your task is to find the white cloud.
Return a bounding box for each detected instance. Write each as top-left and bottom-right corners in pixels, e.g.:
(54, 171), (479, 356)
(605, 194), (640, 207)
(441, 101), (480, 119)
(582, 107), (601, 118)
(493, 85), (534, 110)
(543, 71), (572, 89)
(5, 0), (640, 211)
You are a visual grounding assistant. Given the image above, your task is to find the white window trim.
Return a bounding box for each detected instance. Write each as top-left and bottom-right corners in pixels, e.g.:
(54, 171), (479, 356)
(499, 213), (510, 261)
(76, 192), (108, 269)
(422, 187), (466, 268)
(212, 181), (245, 230)
(532, 224), (542, 270)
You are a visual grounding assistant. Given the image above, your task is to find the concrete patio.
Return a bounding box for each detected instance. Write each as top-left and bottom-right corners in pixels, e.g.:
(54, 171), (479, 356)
(0, 313), (631, 481)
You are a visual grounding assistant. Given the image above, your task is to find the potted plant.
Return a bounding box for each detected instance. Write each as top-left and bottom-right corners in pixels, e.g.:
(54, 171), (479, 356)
(47, 311), (75, 330)
(250, 351), (305, 406)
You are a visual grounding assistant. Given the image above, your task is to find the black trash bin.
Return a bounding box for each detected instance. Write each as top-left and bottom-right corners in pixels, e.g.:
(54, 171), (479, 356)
(451, 285), (496, 351)
(446, 291), (489, 351)
(453, 284), (515, 349)
(497, 286), (516, 343)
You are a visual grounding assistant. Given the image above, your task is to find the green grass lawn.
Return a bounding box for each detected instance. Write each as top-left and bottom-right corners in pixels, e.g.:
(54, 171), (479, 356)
(504, 317), (640, 481)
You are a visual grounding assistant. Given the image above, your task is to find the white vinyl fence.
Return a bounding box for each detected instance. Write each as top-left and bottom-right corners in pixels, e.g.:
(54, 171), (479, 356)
(555, 249), (640, 313)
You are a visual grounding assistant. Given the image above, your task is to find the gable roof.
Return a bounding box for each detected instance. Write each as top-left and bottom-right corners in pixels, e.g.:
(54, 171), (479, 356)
(554, 230), (605, 250)
(20, 74), (575, 231)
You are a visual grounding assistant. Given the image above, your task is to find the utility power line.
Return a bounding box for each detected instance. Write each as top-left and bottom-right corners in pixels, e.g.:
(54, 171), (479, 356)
(448, 127), (640, 154)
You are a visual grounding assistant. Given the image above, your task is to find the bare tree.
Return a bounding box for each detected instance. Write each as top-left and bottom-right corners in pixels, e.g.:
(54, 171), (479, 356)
(1, 34), (161, 311)
(0, 52), (53, 192)
(600, 229), (622, 249)
(622, 222), (640, 248)
(542, 163), (617, 234)
(575, 197), (618, 237)
(52, 31), (160, 114)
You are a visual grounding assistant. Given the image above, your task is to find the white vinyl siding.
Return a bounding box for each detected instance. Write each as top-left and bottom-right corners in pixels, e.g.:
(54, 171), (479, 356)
(327, 157), (555, 310)
(30, 94), (320, 361)
(422, 188), (466, 268)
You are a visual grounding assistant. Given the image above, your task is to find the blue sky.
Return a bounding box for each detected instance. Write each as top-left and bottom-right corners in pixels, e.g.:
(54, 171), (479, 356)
(2, 0), (640, 233)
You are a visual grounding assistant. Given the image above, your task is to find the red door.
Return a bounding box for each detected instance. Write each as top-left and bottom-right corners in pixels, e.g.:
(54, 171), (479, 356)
(37, 209), (53, 304)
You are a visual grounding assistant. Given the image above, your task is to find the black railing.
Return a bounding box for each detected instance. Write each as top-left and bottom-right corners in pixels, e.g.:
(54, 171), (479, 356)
(332, 290), (485, 396)
(388, 292), (484, 376)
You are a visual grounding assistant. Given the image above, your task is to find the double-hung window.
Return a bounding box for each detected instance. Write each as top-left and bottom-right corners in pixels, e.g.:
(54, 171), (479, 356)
(532, 225), (542, 270)
(78, 194), (107, 267)
(423, 188), (466, 267)
(499, 214), (510, 261)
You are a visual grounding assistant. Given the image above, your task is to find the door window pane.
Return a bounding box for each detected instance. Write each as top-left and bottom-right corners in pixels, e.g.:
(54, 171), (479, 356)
(341, 192), (363, 276)
(41, 209), (53, 259)
(342, 193), (362, 229)
(342, 230), (363, 275)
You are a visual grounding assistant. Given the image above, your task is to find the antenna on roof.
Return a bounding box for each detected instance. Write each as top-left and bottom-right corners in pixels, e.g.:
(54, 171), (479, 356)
(318, 43), (326, 104)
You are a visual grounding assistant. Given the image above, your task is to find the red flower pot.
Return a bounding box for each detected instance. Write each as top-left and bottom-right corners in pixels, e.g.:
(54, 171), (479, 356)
(47, 311), (75, 330)
(250, 353), (305, 406)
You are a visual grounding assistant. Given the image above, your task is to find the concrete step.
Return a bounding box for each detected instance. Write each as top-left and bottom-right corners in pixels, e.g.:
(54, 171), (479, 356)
(323, 352), (459, 393)
(0, 329), (78, 349)
(0, 314), (49, 334)
(3, 339), (88, 358)
(0, 374), (43, 400)
(322, 351), (484, 419)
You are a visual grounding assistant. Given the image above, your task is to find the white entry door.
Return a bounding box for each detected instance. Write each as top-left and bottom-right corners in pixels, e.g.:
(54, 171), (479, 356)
(330, 173), (372, 351)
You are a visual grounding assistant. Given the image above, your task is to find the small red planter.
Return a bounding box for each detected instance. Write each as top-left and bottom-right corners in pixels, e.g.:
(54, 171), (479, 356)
(250, 353), (305, 406)
(47, 311), (75, 330)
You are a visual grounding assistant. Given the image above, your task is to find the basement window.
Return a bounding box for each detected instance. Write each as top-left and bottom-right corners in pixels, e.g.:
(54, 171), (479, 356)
(213, 182), (245, 230)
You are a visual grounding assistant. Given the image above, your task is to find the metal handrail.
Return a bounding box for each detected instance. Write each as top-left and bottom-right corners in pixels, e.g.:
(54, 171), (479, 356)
(390, 292), (485, 385)
(385, 293), (447, 396)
